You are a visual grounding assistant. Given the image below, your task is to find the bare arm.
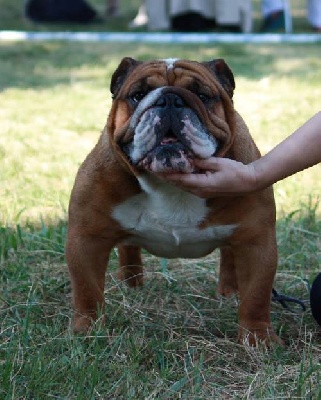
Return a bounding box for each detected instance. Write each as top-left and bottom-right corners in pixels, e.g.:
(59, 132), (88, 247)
(163, 112), (321, 197)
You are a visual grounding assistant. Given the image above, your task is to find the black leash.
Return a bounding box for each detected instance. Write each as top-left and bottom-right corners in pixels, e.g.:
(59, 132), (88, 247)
(272, 288), (306, 312)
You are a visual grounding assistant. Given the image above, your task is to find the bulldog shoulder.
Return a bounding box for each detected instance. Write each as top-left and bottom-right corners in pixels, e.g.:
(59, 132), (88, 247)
(112, 174), (237, 258)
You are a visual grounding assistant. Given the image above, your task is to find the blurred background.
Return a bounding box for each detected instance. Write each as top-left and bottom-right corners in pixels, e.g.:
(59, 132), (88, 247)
(0, 0), (315, 33)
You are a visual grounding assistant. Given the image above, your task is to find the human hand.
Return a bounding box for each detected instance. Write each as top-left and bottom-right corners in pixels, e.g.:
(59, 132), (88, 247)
(160, 157), (259, 198)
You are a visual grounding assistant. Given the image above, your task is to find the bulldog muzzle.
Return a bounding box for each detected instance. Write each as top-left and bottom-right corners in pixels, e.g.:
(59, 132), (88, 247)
(122, 87), (219, 173)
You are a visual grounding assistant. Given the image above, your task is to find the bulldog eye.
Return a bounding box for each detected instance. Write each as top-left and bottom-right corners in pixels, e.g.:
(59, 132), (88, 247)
(130, 91), (146, 103)
(198, 93), (210, 103)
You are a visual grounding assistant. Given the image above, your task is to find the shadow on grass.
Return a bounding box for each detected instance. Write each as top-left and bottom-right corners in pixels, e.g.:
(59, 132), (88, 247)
(1, 40), (321, 91)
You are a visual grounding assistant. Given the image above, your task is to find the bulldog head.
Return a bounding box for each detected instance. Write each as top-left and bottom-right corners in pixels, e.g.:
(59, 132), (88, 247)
(107, 57), (236, 174)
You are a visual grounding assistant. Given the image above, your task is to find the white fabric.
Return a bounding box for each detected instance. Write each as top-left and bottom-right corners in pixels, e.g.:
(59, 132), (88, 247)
(146, 0), (252, 32)
(214, 0), (252, 32)
(307, 0), (321, 28)
(146, 0), (170, 30)
(169, 0), (216, 19)
(146, 0), (217, 30)
(261, 0), (284, 17)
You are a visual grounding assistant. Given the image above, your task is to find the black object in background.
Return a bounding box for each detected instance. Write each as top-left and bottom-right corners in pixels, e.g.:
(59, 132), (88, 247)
(171, 12), (216, 32)
(25, 0), (98, 23)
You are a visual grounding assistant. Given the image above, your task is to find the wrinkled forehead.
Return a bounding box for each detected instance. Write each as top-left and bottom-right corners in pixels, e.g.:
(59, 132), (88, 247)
(162, 58), (180, 70)
(127, 58), (213, 90)
(137, 58), (203, 75)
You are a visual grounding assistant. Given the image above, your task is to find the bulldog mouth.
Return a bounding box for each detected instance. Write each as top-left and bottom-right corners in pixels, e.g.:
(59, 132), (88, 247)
(160, 132), (177, 145)
(137, 130), (196, 173)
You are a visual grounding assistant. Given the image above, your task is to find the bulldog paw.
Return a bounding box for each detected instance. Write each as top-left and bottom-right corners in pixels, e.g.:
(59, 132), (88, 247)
(238, 325), (284, 347)
(216, 280), (238, 297)
(72, 315), (93, 334)
(72, 312), (105, 334)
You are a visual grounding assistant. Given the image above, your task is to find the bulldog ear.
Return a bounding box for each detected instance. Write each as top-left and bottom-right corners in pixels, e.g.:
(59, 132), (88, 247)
(110, 57), (142, 98)
(203, 59), (235, 98)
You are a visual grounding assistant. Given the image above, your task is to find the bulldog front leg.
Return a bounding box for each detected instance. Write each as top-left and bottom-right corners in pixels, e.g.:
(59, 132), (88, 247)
(232, 233), (282, 346)
(117, 244), (144, 287)
(66, 231), (112, 333)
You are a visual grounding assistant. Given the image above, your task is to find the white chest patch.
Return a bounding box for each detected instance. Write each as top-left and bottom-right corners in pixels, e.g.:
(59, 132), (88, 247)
(112, 175), (237, 258)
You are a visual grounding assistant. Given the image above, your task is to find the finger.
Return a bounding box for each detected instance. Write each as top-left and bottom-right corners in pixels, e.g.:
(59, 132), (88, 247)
(165, 173), (211, 188)
(194, 157), (223, 171)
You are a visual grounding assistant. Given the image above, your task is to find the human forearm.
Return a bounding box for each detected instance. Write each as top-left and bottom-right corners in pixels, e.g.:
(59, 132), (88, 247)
(252, 112), (321, 189)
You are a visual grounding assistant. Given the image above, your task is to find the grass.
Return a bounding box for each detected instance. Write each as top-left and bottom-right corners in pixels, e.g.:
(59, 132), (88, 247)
(1, 1), (321, 398)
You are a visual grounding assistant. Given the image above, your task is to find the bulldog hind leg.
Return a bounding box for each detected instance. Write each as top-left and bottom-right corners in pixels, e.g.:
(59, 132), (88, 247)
(117, 244), (144, 287)
(217, 247), (238, 297)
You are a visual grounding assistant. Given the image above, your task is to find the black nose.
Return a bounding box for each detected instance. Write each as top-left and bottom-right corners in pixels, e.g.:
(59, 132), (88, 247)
(155, 93), (185, 108)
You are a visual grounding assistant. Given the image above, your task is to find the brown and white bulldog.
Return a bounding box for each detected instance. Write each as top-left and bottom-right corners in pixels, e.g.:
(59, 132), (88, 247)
(66, 57), (281, 345)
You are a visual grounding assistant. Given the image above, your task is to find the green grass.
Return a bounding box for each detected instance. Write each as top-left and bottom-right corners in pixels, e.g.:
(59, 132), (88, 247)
(1, 1), (321, 397)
